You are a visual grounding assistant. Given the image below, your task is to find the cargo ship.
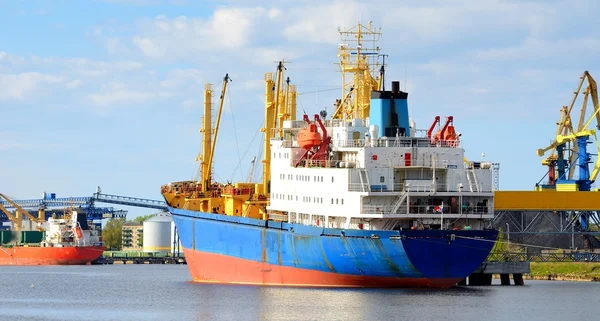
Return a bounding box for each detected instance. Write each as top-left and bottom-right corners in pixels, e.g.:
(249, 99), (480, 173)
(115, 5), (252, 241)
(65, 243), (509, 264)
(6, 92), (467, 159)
(161, 22), (499, 288)
(0, 194), (105, 265)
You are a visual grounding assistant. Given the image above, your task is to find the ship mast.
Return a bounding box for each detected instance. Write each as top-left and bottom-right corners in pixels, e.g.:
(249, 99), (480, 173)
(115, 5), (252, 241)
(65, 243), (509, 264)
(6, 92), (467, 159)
(261, 62), (289, 196)
(289, 83), (297, 121)
(261, 71), (276, 195)
(197, 74), (230, 191)
(197, 83), (212, 190)
(332, 21), (382, 120)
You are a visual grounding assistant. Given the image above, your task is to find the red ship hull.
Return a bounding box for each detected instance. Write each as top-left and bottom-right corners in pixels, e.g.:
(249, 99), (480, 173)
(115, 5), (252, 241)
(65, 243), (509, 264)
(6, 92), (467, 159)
(0, 245), (105, 266)
(184, 249), (462, 288)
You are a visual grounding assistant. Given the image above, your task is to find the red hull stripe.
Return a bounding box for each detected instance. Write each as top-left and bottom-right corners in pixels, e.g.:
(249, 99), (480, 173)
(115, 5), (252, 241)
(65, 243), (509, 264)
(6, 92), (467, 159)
(0, 246), (105, 266)
(184, 249), (462, 288)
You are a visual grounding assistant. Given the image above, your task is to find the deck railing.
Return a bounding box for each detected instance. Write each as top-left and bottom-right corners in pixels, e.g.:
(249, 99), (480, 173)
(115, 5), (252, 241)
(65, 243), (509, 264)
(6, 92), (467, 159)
(348, 182), (490, 193)
(360, 204), (492, 215)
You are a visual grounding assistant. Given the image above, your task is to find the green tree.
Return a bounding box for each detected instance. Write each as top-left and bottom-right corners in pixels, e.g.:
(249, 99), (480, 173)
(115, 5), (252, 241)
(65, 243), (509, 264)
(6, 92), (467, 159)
(102, 218), (126, 250)
(133, 214), (155, 223)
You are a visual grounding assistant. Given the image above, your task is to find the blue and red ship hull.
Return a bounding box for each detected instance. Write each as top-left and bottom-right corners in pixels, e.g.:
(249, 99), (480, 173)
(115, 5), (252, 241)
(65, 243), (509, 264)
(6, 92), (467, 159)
(170, 207), (498, 288)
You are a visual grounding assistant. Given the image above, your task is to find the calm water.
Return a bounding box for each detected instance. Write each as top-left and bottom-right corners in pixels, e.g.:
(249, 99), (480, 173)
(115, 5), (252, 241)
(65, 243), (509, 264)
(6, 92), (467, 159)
(0, 264), (598, 321)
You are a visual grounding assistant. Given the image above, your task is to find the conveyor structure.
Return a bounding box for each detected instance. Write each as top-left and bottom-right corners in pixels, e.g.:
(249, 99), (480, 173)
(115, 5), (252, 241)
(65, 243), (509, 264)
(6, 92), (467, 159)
(0, 186), (167, 227)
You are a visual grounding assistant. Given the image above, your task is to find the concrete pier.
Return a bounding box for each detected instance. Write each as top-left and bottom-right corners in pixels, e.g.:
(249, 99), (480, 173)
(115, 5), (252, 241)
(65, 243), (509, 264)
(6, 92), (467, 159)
(92, 256), (186, 265)
(462, 261), (530, 286)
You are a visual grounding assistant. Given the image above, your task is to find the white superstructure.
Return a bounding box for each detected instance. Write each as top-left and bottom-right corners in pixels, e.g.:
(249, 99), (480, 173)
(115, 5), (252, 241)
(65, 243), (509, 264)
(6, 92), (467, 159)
(41, 211), (102, 247)
(267, 113), (497, 231)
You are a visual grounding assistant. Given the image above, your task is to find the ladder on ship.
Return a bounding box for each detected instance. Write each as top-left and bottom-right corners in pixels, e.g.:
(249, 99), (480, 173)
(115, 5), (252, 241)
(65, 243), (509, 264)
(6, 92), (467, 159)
(382, 190), (409, 230)
(358, 169), (371, 192)
(382, 219), (401, 230)
(390, 190), (409, 214)
(466, 169), (480, 193)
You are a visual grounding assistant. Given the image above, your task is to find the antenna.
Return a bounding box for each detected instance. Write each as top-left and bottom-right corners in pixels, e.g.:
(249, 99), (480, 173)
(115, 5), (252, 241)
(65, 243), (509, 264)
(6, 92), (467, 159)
(379, 54), (388, 91)
(404, 66), (407, 91)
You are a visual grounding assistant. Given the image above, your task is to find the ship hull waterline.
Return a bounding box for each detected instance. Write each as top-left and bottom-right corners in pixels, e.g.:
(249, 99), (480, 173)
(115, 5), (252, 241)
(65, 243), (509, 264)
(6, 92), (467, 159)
(170, 207), (498, 288)
(0, 245), (106, 266)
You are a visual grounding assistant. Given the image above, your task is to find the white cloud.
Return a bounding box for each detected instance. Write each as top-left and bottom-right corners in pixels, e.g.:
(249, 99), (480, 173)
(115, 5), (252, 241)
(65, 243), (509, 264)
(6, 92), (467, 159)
(27, 56), (144, 77)
(0, 72), (63, 100)
(474, 37), (600, 61)
(132, 36), (164, 58)
(0, 52), (154, 106)
(0, 141), (60, 151)
(0, 51), (27, 68)
(159, 69), (205, 89)
(0, 131), (65, 152)
(100, 0), (162, 5)
(470, 88), (489, 94)
(105, 38), (130, 55)
(282, 2), (368, 44)
(182, 99), (197, 110)
(66, 79), (82, 89)
(131, 7), (274, 59)
(88, 90), (170, 106)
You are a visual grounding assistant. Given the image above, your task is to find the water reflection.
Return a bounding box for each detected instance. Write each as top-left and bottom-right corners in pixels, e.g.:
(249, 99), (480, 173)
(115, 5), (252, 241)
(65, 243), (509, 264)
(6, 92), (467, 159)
(0, 265), (598, 321)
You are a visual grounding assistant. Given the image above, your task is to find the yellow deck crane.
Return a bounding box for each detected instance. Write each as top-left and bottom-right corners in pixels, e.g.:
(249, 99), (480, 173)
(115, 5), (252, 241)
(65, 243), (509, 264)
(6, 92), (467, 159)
(247, 156), (256, 183)
(0, 193), (45, 231)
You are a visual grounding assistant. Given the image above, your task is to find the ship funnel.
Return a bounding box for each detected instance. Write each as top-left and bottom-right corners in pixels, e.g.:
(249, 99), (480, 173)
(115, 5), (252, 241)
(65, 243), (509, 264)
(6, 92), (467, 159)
(391, 81), (400, 94)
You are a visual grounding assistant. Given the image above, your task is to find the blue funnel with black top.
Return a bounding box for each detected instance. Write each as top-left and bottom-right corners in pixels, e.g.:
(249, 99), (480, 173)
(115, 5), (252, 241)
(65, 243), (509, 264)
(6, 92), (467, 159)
(370, 81), (410, 137)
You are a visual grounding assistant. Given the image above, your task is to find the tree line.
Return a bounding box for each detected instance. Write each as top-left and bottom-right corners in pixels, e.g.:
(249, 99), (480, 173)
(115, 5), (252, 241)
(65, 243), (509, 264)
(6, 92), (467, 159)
(102, 214), (155, 250)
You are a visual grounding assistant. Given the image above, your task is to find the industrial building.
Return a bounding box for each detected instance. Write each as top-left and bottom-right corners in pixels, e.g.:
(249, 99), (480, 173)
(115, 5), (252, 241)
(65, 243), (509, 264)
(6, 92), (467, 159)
(119, 212), (181, 255)
(122, 221), (143, 251)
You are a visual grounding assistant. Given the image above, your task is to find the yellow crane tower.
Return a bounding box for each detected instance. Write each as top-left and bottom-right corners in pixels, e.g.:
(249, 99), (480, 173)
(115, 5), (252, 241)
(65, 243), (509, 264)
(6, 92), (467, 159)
(536, 71), (600, 190)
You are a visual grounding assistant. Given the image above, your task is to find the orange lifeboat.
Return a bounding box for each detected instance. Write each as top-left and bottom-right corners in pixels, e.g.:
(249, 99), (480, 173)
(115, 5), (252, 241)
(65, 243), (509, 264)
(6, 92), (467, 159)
(444, 125), (459, 146)
(74, 226), (83, 238)
(297, 123), (322, 150)
(433, 130), (443, 144)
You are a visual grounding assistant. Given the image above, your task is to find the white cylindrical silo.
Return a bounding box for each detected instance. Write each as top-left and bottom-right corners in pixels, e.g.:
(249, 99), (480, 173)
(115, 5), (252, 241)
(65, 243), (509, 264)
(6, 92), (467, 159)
(143, 212), (172, 254)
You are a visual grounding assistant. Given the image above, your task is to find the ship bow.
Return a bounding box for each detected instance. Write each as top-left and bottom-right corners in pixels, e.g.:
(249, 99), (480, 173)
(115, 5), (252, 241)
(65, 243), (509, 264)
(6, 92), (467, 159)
(401, 229), (498, 285)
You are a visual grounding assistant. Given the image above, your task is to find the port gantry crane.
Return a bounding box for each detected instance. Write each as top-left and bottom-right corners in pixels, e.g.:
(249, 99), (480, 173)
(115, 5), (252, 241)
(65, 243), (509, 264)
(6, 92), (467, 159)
(534, 70), (600, 234)
(536, 71), (600, 192)
(0, 187), (167, 229)
(491, 71), (600, 252)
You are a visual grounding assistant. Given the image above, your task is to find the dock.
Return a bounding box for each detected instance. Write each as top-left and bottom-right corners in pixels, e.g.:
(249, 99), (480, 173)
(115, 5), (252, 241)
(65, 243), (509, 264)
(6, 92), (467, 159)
(93, 252), (186, 265)
(462, 250), (600, 286)
(93, 256), (186, 265)
(462, 261), (530, 286)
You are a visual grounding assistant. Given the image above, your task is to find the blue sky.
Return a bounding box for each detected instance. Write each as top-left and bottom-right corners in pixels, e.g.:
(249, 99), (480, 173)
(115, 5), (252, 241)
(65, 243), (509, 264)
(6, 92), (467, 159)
(1, 0), (599, 219)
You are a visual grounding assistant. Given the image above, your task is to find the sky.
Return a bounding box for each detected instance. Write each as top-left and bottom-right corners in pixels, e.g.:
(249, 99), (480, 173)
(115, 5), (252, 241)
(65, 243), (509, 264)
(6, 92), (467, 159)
(0, 0), (599, 219)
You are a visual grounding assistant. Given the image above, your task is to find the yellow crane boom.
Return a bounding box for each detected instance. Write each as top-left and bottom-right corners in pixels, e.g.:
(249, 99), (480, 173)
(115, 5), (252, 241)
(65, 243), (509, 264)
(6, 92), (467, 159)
(0, 193), (44, 231)
(205, 74), (230, 188)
